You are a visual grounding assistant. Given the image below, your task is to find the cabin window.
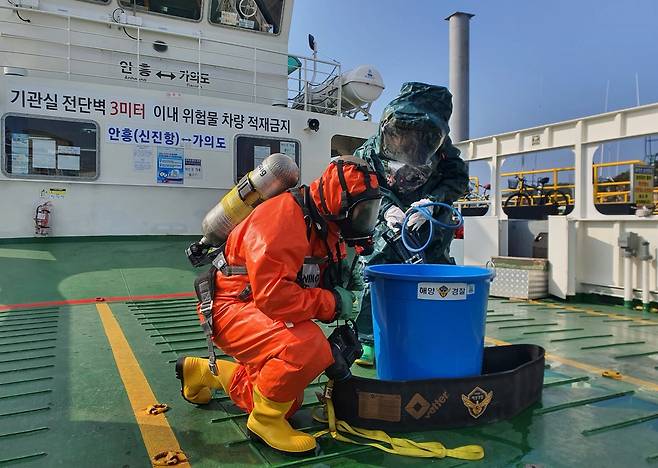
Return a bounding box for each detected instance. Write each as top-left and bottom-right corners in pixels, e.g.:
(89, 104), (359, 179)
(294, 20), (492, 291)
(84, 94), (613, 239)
(119, 0), (203, 21)
(499, 148), (575, 220)
(209, 0), (284, 35)
(459, 160), (491, 217)
(590, 134), (658, 215)
(235, 135), (299, 182)
(2, 115), (99, 180)
(331, 134), (366, 157)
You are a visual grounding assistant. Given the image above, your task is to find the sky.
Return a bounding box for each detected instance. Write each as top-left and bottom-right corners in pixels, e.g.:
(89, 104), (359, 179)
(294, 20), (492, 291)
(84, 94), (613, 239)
(289, 0), (658, 139)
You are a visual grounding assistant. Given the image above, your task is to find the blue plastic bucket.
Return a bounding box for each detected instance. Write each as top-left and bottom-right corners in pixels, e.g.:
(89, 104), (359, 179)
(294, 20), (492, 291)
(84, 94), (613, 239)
(364, 264), (493, 381)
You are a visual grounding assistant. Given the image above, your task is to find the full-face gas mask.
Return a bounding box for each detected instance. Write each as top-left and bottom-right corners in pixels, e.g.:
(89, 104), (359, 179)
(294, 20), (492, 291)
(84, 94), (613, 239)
(379, 112), (445, 194)
(314, 156), (382, 256)
(336, 196), (382, 256)
(384, 160), (432, 195)
(380, 113), (444, 164)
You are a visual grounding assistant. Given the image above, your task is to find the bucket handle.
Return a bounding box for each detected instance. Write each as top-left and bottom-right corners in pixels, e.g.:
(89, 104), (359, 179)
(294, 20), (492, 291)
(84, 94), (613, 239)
(486, 259), (497, 281)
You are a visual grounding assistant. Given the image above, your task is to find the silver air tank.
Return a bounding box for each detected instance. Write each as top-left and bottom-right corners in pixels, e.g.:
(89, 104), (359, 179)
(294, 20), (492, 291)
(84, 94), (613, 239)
(201, 153), (299, 246)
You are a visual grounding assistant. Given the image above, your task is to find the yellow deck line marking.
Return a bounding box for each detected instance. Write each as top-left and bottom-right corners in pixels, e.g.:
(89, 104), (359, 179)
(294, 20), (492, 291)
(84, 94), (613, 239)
(528, 299), (658, 324)
(485, 336), (658, 392)
(97, 303), (190, 466)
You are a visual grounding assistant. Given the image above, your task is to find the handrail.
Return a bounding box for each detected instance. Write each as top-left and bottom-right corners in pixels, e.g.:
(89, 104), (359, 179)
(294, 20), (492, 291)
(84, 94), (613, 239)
(463, 163), (655, 208)
(500, 167), (574, 201)
(0, 4), (343, 115)
(592, 159), (647, 205)
(0, 4), (338, 68)
(467, 162), (654, 206)
(500, 167), (573, 177)
(593, 159), (643, 169)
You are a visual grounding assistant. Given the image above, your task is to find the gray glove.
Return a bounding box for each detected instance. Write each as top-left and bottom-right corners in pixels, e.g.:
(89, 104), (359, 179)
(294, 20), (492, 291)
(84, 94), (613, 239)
(332, 286), (357, 321)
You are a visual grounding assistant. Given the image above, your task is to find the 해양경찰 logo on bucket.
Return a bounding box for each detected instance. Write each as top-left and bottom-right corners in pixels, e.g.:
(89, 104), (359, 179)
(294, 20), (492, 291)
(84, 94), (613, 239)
(417, 282), (475, 301)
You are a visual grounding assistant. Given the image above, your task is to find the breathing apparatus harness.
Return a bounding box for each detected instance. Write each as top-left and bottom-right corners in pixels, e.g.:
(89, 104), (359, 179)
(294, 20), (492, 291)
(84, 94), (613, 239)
(192, 184), (335, 376)
(192, 166), (372, 378)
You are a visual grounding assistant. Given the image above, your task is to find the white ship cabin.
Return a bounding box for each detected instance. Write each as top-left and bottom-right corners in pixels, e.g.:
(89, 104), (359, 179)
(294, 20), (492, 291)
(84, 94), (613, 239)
(0, 0), (385, 238)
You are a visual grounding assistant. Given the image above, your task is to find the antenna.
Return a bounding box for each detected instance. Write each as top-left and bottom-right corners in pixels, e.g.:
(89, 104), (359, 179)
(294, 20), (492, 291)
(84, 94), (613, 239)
(601, 80), (610, 179)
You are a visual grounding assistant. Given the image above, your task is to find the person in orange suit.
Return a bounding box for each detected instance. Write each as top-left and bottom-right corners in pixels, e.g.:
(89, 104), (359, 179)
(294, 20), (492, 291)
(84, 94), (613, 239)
(176, 156), (381, 455)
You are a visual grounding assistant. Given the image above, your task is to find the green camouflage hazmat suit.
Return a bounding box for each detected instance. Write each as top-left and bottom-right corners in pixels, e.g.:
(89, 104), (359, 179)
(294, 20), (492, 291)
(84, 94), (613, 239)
(352, 82), (469, 343)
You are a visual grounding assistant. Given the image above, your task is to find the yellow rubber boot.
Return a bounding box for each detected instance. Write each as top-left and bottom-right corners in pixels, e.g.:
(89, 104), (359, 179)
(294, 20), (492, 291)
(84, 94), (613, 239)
(175, 356), (237, 405)
(247, 386), (317, 455)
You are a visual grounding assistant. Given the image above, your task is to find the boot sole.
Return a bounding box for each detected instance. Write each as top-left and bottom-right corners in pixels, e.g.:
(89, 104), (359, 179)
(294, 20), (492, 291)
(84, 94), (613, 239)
(247, 429), (317, 457)
(175, 356), (207, 405)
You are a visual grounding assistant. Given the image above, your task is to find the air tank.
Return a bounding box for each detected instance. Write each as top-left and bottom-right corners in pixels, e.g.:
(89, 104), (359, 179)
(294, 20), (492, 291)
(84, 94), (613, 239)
(201, 153), (299, 246)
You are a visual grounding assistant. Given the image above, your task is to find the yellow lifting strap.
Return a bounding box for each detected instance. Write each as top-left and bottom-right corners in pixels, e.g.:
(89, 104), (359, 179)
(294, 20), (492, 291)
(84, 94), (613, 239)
(313, 381), (484, 461)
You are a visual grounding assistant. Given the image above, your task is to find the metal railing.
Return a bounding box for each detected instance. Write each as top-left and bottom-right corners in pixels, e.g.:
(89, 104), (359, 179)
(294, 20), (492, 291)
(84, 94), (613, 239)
(460, 161), (658, 210)
(501, 166), (575, 204)
(0, 5), (342, 115)
(592, 160), (643, 204)
(457, 176), (491, 206)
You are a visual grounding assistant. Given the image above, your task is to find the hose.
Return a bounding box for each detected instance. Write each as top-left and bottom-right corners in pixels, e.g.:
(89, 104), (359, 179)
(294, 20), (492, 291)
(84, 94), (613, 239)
(401, 202), (463, 254)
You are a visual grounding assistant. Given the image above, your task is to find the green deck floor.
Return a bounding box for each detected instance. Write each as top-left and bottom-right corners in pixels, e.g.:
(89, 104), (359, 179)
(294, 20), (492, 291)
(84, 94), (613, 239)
(1, 237), (658, 467)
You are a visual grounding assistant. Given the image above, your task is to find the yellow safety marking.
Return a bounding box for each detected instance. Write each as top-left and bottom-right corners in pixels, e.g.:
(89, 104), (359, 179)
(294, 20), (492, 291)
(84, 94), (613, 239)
(0, 248), (56, 261)
(485, 337), (658, 393)
(526, 299), (656, 325)
(96, 303), (190, 466)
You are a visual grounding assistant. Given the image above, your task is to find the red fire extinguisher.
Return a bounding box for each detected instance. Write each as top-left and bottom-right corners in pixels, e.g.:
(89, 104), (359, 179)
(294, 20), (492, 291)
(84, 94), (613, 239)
(34, 201), (52, 236)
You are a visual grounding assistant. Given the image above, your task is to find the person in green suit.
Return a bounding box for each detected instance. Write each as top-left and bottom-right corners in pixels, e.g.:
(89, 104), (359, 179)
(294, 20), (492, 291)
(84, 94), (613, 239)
(351, 82), (469, 366)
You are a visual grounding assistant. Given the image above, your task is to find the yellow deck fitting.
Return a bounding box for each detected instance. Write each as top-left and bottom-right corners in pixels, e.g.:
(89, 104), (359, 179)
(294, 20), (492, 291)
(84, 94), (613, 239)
(146, 404), (170, 415)
(152, 451), (188, 466)
(602, 370), (623, 380)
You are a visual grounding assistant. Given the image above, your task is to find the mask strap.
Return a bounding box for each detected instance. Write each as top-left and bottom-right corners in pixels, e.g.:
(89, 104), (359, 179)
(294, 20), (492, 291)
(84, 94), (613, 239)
(317, 176), (333, 217)
(333, 160), (352, 214)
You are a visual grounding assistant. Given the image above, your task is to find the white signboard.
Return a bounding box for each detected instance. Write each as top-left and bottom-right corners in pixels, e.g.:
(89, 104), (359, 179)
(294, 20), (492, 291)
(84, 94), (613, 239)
(254, 145), (271, 167)
(11, 133), (29, 174)
(57, 154), (80, 170)
(133, 145), (154, 171)
(58, 145), (80, 155)
(11, 153), (29, 174)
(220, 11), (238, 25)
(11, 133), (28, 154)
(280, 141), (296, 158)
(32, 139), (56, 169)
(185, 158), (203, 179)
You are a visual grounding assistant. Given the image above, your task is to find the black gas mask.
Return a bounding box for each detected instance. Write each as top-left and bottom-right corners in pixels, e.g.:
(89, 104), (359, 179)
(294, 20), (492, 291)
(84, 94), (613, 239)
(336, 197), (382, 256)
(316, 156), (382, 257)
